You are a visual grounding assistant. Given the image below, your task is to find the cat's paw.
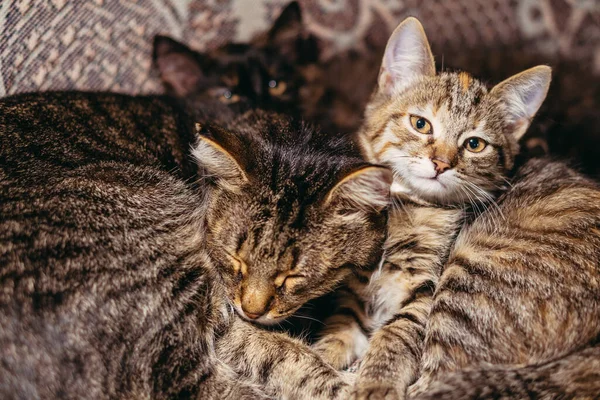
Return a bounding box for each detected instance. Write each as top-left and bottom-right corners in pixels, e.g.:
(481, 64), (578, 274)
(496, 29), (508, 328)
(312, 340), (356, 370)
(349, 383), (401, 400)
(406, 374), (431, 398)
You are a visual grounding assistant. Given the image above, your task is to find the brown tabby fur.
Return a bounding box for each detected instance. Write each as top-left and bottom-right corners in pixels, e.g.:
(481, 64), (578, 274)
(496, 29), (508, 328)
(0, 91), (391, 399)
(313, 17), (568, 400)
(411, 158), (600, 399)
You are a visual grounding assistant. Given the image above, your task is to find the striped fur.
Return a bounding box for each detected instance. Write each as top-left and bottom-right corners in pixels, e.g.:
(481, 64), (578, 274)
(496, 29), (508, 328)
(410, 158), (600, 399)
(314, 17), (553, 400)
(0, 92), (390, 399)
(414, 344), (600, 400)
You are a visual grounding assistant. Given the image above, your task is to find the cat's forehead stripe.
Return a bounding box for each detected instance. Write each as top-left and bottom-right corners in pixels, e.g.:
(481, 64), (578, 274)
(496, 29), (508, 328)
(458, 72), (472, 93)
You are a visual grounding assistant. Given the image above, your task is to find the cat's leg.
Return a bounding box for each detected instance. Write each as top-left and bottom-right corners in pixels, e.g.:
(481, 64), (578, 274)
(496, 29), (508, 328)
(350, 267), (435, 400)
(197, 362), (273, 400)
(351, 206), (462, 400)
(312, 273), (372, 370)
(409, 344), (600, 400)
(217, 317), (351, 400)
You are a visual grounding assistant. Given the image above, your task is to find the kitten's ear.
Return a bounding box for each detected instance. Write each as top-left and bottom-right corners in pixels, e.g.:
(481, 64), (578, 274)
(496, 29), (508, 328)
(267, 2), (318, 63)
(325, 165), (392, 212)
(378, 17), (435, 96)
(490, 65), (552, 141)
(269, 2), (303, 44)
(153, 36), (207, 97)
(192, 123), (250, 192)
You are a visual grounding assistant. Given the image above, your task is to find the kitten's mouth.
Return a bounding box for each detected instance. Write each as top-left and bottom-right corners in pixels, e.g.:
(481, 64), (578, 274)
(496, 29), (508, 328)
(413, 173), (447, 189)
(427, 176), (446, 188)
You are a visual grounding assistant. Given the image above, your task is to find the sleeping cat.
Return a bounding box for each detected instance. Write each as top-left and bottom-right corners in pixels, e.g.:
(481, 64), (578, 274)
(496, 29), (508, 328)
(0, 89), (392, 399)
(313, 17), (556, 399)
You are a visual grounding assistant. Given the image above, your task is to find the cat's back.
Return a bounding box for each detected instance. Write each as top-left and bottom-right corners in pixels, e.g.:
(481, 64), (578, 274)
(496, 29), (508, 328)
(0, 92), (223, 399)
(0, 91), (197, 181)
(428, 158), (600, 370)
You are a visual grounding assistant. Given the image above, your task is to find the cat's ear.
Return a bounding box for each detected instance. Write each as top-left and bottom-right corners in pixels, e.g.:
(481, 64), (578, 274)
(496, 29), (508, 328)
(153, 36), (207, 97)
(490, 66), (551, 141)
(378, 17), (435, 96)
(269, 2), (303, 45)
(267, 2), (318, 63)
(325, 165), (392, 212)
(192, 123), (250, 192)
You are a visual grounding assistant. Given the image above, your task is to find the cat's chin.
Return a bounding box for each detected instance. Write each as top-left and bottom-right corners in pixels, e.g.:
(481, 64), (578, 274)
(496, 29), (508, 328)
(395, 175), (464, 205)
(408, 177), (451, 200)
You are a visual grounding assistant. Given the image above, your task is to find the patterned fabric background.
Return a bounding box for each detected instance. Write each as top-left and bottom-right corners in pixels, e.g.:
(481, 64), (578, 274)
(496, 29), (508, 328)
(0, 0), (598, 97)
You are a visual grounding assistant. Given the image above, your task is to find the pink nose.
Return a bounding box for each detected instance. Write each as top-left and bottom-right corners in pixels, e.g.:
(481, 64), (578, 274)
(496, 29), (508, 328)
(432, 159), (451, 174)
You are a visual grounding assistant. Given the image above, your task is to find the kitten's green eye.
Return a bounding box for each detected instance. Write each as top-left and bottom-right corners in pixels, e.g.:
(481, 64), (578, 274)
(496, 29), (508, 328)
(268, 80), (287, 96)
(409, 115), (432, 134)
(464, 137), (488, 153)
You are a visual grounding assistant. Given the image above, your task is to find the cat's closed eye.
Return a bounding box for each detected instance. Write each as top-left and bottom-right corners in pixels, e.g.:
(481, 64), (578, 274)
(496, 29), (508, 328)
(464, 137), (487, 153)
(409, 115), (432, 135)
(227, 252), (245, 274)
(278, 275), (305, 293)
(268, 79), (287, 96)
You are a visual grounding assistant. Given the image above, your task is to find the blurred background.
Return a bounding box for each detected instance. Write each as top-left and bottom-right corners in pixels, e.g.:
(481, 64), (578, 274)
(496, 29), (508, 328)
(0, 0), (598, 173)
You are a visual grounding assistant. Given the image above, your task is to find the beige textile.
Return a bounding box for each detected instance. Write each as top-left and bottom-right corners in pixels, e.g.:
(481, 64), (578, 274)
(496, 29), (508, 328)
(0, 0), (598, 97)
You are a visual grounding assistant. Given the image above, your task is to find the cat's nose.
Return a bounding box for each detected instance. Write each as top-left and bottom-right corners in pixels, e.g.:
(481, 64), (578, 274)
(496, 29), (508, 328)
(432, 159), (451, 174)
(242, 309), (262, 320)
(240, 284), (273, 320)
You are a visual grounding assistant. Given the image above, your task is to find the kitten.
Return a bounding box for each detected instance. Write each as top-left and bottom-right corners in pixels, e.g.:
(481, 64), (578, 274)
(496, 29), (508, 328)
(153, 1), (318, 122)
(153, 1), (383, 137)
(313, 17), (551, 399)
(0, 91), (391, 399)
(410, 158), (600, 399)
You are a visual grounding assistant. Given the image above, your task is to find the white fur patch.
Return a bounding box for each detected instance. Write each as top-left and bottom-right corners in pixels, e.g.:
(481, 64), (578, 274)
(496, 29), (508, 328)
(368, 269), (412, 331)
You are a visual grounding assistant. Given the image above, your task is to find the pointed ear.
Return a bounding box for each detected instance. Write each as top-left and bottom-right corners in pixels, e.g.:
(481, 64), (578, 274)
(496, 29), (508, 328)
(378, 17), (435, 96)
(153, 35), (206, 97)
(267, 2), (318, 63)
(269, 2), (303, 45)
(325, 166), (392, 212)
(490, 65), (552, 141)
(191, 123), (249, 192)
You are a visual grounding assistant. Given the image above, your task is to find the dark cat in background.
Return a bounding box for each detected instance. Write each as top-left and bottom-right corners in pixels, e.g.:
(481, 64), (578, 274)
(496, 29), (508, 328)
(153, 1), (382, 137)
(153, 2), (318, 122)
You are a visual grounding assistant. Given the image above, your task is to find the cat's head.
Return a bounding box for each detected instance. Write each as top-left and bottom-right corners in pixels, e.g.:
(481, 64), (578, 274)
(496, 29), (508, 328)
(153, 2), (318, 119)
(194, 113), (391, 325)
(359, 17), (551, 205)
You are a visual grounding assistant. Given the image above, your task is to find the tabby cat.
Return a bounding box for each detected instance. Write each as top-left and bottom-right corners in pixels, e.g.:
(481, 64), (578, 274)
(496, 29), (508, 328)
(409, 157), (600, 399)
(313, 17), (557, 399)
(0, 87), (392, 399)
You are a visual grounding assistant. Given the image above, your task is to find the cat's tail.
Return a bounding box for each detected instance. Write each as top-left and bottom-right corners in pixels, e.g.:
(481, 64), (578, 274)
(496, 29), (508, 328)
(410, 343), (600, 400)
